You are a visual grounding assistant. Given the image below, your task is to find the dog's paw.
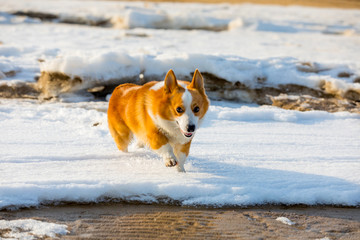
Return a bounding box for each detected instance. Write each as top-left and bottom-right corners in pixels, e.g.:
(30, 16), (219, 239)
(176, 164), (186, 173)
(164, 157), (177, 167)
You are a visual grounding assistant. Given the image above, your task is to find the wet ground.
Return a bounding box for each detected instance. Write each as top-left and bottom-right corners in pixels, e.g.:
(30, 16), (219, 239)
(1, 203), (360, 239)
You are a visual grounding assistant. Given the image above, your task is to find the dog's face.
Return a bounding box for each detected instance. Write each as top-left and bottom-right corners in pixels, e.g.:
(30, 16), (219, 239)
(164, 69), (209, 139)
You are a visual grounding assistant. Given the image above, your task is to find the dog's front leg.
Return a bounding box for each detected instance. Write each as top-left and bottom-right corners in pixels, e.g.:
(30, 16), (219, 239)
(155, 143), (178, 167)
(173, 142), (191, 173)
(174, 152), (186, 172)
(147, 130), (177, 167)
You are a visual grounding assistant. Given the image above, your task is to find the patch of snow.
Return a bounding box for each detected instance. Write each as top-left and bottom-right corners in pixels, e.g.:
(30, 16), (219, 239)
(0, 219), (68, 239)
(276, 217), (296, 226)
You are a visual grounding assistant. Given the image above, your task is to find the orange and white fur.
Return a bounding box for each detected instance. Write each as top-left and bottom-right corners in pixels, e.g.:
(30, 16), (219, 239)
(108, 69), (209, 172)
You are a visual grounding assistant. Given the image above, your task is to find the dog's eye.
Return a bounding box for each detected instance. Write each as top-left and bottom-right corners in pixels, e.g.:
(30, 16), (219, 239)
(193, 106), (200, 113)
(176, 107), (184, 113)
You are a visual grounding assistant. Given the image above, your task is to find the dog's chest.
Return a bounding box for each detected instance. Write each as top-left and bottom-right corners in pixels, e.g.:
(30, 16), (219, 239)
(149, 114), (189, 144)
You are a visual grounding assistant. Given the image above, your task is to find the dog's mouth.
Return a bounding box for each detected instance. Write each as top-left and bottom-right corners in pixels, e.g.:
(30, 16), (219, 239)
(183, 132), (193, 138)
(179, 127), (194, 138)
(176, 121), (194, 138)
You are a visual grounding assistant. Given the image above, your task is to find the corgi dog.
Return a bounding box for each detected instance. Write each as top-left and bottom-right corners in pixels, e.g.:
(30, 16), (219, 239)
(108, 69), (209, 172)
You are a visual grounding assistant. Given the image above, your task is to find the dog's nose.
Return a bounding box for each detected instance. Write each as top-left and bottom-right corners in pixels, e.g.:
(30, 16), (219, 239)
(187, 124), (196, 132)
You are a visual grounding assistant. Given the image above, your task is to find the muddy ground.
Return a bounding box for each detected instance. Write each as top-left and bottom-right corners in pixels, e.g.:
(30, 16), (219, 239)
(1, 203), (359, 239)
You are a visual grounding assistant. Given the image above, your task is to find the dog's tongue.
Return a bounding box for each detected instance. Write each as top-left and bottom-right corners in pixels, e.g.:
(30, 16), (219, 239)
(184, 132), (193, 137)
(179, 128), (193, 138)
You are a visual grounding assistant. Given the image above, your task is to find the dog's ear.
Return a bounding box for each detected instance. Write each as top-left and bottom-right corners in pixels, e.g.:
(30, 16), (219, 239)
(189, 69), (205, 93)
(164, 69), (178, 93)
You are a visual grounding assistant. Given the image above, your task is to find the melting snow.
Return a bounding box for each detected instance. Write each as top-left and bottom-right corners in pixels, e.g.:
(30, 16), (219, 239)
(276, 217), (296, 226)
(0, 219), (68, 239)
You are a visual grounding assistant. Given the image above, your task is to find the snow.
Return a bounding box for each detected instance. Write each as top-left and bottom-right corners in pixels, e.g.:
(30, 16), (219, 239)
(39, 53), (359, 93)
(0, 99), (359, 209)
(0, 219), (68, 239)
(0, 0), (360, 209)
(1, 0), (359, 32)
(276, 217), (296, 226)
(0, 0), (360, 96)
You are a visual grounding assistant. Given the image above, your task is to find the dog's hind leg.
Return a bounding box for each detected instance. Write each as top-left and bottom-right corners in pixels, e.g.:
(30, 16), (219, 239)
(108, 119), (132, 152)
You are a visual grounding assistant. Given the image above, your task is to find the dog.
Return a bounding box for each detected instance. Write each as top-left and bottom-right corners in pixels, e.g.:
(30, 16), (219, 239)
(107, 69), (209, 172)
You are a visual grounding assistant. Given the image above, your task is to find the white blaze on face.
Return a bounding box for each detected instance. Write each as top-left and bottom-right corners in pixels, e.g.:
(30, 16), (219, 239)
(176, 88), (198, 137)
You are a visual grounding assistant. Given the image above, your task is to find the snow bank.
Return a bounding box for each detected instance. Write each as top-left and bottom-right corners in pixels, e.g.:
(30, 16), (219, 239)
(46, 53), (350, 89)
(0, 219), (68, 239)
(209, 104), (360, 122)
(1, 0), (359, 104)
(121, 7), (230, 31)
(0, 99), (359, 209)
(39, 52), (360, 101)
(1, 0), (359, 33)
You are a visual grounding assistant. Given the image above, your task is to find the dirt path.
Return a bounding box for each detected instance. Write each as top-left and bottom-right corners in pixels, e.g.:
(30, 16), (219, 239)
(1, 203), (360, 239)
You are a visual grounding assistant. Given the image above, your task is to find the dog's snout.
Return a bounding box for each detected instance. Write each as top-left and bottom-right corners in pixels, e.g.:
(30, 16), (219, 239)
(187, 124), (196, 132)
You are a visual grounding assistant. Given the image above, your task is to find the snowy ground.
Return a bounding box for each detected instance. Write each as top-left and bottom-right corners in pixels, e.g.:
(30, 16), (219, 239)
(0, 0), (360, 98)
(0, 218), (68, 239)
(0, 0), (360, 209)
(0, 99), (359, 209)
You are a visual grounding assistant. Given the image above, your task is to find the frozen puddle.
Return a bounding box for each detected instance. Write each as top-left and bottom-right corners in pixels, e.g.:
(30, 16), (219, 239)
(0, 219), (68, 239)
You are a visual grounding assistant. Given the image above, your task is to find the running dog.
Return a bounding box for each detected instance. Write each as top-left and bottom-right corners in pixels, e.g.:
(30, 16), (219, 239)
(108, 69), (209, 172)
